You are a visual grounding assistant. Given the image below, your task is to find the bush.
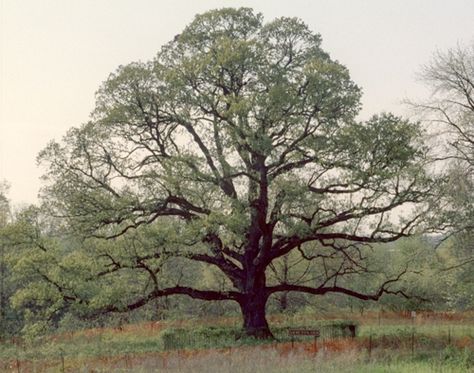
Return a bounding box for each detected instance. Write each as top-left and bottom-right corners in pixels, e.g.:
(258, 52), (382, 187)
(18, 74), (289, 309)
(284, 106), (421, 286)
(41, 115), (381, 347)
(160, 326), (242, 350)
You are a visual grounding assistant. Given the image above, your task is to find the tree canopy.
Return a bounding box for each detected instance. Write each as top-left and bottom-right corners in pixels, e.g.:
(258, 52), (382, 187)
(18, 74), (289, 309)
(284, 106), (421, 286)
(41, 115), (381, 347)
(36, 8), (436, 338)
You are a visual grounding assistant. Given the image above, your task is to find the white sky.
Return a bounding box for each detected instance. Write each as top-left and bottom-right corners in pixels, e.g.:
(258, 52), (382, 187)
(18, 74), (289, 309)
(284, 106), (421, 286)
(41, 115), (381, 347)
(1, 0), (473, 206)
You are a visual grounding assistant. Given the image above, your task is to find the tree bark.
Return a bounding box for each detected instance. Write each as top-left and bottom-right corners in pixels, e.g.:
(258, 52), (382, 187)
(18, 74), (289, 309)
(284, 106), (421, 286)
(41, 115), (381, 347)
(239, 290), (273, 339)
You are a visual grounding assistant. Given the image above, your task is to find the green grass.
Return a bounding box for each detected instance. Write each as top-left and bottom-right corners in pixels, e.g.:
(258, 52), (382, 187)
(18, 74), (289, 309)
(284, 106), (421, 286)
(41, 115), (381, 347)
(360, 323), (474, 337)
(0, 314), (473, 372)
(38, 346), (472, 373)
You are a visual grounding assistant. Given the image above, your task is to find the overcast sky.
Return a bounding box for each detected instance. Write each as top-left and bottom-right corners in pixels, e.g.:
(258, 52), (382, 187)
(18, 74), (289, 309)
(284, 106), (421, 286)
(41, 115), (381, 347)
(1, 0), (473, 205)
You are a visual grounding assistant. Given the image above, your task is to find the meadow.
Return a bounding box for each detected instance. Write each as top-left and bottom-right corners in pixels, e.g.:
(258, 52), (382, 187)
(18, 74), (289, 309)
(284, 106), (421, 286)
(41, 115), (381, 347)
(1, 311), (473, 372)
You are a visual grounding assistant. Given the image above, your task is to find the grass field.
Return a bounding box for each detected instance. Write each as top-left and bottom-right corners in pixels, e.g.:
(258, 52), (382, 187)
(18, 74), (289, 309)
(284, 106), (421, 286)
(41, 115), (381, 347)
(1, 311), (473, 372)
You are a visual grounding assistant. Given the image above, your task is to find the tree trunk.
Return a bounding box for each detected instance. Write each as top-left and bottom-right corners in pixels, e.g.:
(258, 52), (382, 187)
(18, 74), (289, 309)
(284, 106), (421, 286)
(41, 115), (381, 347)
(239, 291), (273, 339)
(279, 291), (288, 312)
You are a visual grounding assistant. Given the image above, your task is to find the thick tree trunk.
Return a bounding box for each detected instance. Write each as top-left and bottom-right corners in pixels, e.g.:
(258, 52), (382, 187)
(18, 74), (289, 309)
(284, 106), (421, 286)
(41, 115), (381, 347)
(239, 291), (273, 339)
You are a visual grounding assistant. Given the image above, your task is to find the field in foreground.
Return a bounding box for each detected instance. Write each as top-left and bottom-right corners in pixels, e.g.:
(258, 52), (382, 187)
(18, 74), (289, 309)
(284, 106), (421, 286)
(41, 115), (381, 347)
(1, 312), (474, 372)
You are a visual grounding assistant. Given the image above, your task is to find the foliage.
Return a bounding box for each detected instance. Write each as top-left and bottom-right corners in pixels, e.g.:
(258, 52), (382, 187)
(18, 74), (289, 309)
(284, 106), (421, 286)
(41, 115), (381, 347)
(0, 181), (23, 338)
(9, 7), (440, 338)
(415, 42), (474, 236)
(413, 42), (474, 311)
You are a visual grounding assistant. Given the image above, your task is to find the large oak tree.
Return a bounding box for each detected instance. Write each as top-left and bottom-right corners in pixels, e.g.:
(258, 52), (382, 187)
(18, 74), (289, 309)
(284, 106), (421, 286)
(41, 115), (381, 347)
(38, 8), (435, 338)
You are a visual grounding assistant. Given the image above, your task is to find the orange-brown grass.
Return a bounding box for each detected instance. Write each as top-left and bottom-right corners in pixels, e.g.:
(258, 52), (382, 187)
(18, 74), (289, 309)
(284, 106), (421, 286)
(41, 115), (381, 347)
(2, 334), (472, 372)
(3, 311), (474, 372)
(40, 310), (474, 345)
(455, 336), (473, 349)
(7, 339), (361, 372)
(1, 335), (364, 372)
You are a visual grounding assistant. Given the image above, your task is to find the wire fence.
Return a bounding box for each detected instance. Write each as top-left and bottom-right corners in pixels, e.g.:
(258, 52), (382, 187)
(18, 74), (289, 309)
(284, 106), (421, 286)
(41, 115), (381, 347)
(0, 313), (473, 372)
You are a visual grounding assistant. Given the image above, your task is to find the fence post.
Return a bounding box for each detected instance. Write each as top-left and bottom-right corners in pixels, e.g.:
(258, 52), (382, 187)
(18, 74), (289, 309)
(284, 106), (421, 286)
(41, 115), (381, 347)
(15, 344), (20, 373)
(368, 334), (372, 359)
(60, 348), (65, 373)
(125, 354), (131, 370)
(410, 311), (416, 357)
(162, 353), (167, 370)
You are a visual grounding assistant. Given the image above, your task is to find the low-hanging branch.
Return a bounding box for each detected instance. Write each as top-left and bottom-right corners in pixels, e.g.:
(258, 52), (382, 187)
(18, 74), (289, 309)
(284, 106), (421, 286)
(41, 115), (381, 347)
(33, 8), (440, 338)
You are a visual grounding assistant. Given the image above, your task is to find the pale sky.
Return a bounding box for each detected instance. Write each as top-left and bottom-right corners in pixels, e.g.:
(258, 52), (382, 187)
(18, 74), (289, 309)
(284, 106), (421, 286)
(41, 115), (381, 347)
(1, 0), (473, 206)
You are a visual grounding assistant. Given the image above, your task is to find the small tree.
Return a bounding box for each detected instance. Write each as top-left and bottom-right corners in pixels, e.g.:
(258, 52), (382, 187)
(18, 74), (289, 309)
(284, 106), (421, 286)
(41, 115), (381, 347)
(38, 8), (435, 338)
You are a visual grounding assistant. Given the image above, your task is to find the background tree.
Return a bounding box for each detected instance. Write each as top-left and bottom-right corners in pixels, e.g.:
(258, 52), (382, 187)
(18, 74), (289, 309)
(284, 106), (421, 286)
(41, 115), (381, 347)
(0, 181), (11, 335)
(415, 41), (474, 268)
(0, 181), (28, 337)
(418, 42), (474, 166)
(37, 8), (436, 338)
